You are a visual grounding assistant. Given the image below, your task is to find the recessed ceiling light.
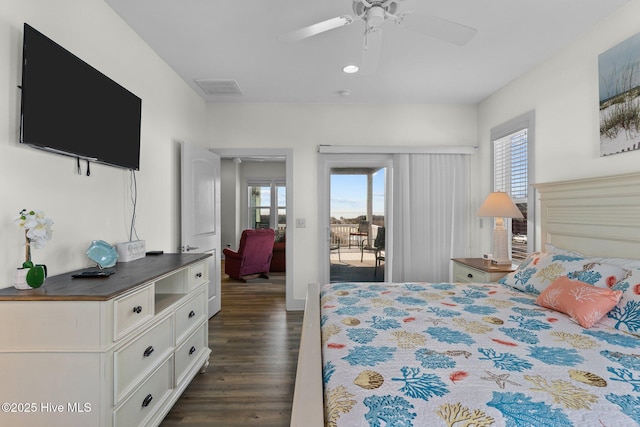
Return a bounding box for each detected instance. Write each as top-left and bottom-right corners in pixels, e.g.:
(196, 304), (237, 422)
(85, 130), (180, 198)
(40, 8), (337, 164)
(342, 64), (359, 74)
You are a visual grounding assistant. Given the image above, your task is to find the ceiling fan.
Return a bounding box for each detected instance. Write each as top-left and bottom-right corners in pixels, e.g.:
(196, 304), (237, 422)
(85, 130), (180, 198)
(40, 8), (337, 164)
(281, 0), (477, 74)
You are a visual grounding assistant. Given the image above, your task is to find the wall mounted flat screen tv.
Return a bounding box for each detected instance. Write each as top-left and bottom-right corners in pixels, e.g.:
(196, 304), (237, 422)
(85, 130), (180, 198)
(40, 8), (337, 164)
(20, 23), (142, 170)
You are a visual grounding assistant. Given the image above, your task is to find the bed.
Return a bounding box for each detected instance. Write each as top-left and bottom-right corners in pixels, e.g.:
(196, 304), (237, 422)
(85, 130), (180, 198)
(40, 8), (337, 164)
(291, 172), (640, 427)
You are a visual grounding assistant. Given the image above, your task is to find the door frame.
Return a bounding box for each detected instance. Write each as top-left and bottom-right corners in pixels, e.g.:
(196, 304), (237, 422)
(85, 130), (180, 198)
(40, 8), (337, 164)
(213, 148), (295, 310)
(317, 154), (393, 286)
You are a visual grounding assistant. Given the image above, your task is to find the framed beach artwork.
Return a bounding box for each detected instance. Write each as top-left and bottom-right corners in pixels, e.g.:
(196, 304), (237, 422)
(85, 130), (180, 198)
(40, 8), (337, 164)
(598, 32), (640, 156)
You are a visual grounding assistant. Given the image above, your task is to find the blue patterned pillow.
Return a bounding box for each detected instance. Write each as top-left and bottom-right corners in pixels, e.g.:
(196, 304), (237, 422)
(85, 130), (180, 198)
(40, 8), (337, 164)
(498, 251), (629, 295)
(600, 268), (640, 336)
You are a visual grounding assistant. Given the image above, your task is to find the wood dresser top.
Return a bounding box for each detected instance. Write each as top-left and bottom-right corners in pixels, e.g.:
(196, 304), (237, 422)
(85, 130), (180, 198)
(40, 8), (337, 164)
(0, 253), (211, 302)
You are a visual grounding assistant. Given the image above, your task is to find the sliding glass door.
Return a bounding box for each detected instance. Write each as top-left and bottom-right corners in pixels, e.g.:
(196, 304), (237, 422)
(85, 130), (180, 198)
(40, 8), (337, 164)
(318, 154), (393, 286)
(329, 168), (386, 283)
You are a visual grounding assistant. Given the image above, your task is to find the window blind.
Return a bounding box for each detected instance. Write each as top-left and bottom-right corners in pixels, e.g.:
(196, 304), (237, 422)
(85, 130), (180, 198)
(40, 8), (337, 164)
(493, 129), (528, 200)
(493, 129), (528, 261)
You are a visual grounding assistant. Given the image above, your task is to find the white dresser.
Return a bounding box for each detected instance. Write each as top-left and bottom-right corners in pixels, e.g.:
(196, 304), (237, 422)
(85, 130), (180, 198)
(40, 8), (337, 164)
(0, 254), (211, 427)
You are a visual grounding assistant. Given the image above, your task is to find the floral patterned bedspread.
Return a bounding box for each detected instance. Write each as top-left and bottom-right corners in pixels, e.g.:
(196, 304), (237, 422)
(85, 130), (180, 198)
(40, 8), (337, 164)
(320, 282), (640, 427)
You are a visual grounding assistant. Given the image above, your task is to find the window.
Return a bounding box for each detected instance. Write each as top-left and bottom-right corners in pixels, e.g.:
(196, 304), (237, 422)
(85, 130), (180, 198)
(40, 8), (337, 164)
(490, 112), (535, 262)
(248, 180), (286, 233)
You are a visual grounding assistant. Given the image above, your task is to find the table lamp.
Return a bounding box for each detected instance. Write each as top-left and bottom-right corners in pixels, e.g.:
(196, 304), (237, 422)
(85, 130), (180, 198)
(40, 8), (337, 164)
(477, 192), (524, 265)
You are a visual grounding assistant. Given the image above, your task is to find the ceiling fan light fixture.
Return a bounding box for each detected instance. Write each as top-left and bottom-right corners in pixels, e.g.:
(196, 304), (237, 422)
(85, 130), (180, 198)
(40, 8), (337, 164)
(342, 64), (360, 74)
(366, 5), (386, 28)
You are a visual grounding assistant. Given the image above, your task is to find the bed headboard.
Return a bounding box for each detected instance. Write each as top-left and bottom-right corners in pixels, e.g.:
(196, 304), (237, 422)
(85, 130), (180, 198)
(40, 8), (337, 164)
(534, 172), (640, 260)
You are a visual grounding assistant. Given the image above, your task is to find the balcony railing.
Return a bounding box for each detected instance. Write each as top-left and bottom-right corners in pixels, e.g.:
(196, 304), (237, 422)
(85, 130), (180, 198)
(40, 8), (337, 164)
(330, 224), (381, 247)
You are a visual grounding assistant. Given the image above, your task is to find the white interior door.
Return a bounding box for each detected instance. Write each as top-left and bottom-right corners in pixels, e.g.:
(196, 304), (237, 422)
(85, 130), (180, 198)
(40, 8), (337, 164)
(181, 142), (221, 317)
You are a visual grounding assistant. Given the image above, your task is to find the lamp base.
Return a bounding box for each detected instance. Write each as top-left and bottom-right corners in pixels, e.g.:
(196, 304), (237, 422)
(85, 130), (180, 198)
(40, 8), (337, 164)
(492, 227), (512, 266)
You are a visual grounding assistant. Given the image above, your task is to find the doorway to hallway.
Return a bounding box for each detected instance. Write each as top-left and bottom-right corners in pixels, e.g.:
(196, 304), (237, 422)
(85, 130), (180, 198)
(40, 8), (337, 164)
(214, 148), (295, 310)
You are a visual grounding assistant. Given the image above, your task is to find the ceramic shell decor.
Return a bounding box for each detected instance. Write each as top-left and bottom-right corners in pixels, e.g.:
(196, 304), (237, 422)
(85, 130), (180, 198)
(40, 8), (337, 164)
(86, 240), (118, 268)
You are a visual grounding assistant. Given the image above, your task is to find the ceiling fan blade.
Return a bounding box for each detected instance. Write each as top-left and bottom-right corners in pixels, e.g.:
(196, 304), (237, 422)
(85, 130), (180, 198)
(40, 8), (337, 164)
(397, 12), (476, 46)
(280, 15), (355, 42)
(360, 27), (382, 75)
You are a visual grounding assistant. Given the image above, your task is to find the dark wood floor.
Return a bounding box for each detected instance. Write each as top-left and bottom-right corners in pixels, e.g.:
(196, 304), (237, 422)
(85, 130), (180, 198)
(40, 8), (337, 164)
(160, 271), (303, 427)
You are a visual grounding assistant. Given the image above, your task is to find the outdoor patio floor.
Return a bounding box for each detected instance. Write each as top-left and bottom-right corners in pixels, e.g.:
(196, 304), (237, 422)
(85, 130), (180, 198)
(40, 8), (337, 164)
(330, 247), (384, 283)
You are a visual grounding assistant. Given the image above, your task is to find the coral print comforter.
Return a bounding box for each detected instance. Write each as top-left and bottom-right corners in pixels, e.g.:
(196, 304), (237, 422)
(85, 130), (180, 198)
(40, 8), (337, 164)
(320, 280), (640, 427)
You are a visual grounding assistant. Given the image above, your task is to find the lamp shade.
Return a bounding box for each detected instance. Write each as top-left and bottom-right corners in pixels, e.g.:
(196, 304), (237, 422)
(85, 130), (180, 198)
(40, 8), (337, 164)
(477, 192), (524, 218)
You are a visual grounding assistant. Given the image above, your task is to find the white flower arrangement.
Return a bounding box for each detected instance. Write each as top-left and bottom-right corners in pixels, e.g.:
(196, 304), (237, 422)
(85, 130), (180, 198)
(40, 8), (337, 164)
(15, 209), (54, 266)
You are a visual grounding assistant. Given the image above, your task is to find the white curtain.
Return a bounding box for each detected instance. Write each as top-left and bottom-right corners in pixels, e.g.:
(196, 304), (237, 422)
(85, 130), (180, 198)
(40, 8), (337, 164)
(392, 153), (469, 282)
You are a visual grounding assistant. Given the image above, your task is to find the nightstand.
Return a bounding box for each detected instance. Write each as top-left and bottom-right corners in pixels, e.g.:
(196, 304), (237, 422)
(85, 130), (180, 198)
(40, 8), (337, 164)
(452, 258), (516, 283)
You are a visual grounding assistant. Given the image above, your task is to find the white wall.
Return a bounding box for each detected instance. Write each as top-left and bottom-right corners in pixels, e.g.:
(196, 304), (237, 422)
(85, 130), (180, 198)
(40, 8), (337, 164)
(206, 103), (478, 303)
(477, 0), (640, 252)
(220, 159), (239, 252)
(0, 0), (207, 286)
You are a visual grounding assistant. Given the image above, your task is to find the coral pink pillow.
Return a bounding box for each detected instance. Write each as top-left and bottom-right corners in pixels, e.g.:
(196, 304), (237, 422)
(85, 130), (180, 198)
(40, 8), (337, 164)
(535, 276), (622, 328)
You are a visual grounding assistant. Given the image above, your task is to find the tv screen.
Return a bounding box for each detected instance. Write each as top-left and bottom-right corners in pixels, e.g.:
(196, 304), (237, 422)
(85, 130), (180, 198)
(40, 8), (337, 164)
(20, 23), (142, 171)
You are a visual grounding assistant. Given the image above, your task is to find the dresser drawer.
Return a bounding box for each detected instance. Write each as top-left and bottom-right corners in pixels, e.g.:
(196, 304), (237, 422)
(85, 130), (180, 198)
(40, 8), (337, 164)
(175, 323), (208, 386)
(453, 262), (489, 283)
(175, 289), (206, 344)
(188, 261), (208, 290)
(114, 315), (173, 403)
(452, 259), (513, 283)
(114, 284), (154, 341)
(114, 356), (173, 427)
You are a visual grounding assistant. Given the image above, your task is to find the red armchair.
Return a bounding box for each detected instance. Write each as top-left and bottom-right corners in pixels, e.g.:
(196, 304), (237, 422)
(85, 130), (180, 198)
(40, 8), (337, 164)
(223, 228), (275, 281)
(270, 236), (286, 273)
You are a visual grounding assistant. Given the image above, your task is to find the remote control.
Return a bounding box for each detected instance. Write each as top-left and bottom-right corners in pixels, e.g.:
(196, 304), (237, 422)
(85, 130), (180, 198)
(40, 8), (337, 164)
(72, 270), (114, 278)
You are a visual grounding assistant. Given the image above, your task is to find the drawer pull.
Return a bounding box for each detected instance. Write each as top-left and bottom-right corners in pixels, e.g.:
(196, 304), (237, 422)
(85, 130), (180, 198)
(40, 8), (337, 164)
(143, 346), (154, 357)
(142, 394), (153, 408)
(467, 273), (473, 279)
(196, 272), (203, 278)
(188, 310), (196, 318)
(189, 346), (196, 356)
(133, 305), (143, 314)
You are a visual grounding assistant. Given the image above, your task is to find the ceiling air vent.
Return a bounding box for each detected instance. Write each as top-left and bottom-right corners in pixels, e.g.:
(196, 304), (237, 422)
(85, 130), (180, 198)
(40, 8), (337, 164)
(195, 79), (243, 96)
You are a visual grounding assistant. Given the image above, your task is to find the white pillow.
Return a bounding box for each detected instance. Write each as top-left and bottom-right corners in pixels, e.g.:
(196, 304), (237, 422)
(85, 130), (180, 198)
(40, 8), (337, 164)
(599, 268), (640, 336)
(544, 243), (583, 257)
(499, 251), (629, 295)
(587, 257), (640, 270)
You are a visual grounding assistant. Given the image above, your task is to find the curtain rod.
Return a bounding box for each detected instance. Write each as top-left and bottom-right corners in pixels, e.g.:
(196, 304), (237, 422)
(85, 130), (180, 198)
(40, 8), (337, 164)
(317, 145), (477, 154)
